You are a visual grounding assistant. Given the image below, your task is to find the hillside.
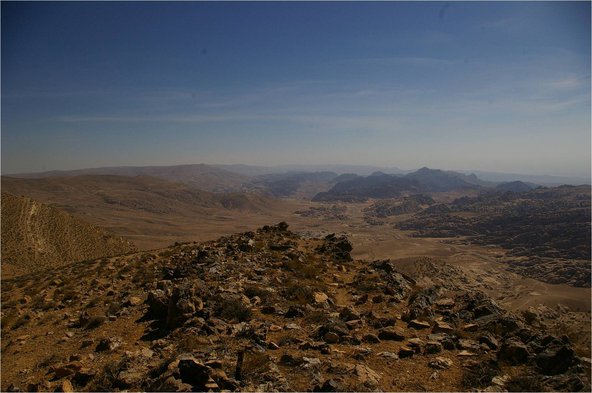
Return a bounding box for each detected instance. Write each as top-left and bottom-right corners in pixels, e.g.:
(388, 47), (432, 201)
(1, 175), (292, 250)
(1, 193), (136, 278)
(1, 223), (589, 392)
(9, 164), (250, 193)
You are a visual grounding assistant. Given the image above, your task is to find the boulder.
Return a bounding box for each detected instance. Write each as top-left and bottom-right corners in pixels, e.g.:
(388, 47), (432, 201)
(177, 355), (210, 388)
(377, 327), (405, 341)
(355, 364), (381, 388)
(498, 338), (529, 365)
(535, 344), (575, 375)
(146, 289), (169, 318)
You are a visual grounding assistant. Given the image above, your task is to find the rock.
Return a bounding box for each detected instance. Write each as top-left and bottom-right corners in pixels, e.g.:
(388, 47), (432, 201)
(146, 289), (169, 318)
(81, 339), (94, 348)
(210, 369), (239, 390)
(426, 341), (443, 354)
(313, 379), (339, 392)
(52, 362), (83, 379)
(433, 320), (454, 333)
(73, 368), (95, 387)
(428, 333), (449, 342)
(323, 332), (340, 344)
(457, 350), (476, 357)
(372, 295), (384, 304)
(280, 354), (304, 366)
(479, 334), (499, 350)
(429, 357), (453, 369)
(362, 333), (381, 344)
(398, 346), (414, 358)
(345, 319), (362, 329)
(491, 375), (510, 387)
(535, 344), (575, 375)
(462, 323), (478, 332)
(355, 364), (381, 388)
(126, 296), (143, 306)
(159, 376), (193, 392)
(285, 305), (305, 318)
(177, 355), (210, 388)
(313, 292), (329, 304)
(378, 327), (405, 341)
(261, 306), (277, 314)
(166, 283), (203, 329)
(458, 339), (480, 351)
(405, 287), (438, 321)
(339, 307), (361, 322)
(116, 368), (145, 389)
(55, 380), (73, 393)
(498, 338), (530, 365)
(377, 351), (399, 359)
(303, 357), (322, 368)
(95, 337), (122, 352)
(435, 298), (455, 308)
(409, 319), (431, 329)
(370, 317), (397, 329)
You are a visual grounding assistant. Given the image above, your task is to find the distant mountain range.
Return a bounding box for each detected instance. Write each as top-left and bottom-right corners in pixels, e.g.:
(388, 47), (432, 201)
(8, 164), (249, 193)
(6, 163), (589, 201)
(312, 167), (486, 202)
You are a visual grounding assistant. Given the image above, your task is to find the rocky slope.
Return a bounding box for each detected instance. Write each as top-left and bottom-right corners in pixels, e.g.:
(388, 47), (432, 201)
(397, 186), (591, 287)
(1, 223), (589, 392)
(1, 193), (136, 278)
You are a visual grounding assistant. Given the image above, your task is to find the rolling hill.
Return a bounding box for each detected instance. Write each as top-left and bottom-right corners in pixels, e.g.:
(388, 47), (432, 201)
(1, 175), (289, 250)
(8, 164), (250, 193)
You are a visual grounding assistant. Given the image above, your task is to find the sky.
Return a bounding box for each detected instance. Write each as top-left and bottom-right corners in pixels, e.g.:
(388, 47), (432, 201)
(2, 1), (591, 177)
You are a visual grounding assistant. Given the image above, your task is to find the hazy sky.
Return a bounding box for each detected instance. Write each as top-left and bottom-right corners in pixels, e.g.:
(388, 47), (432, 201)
(2, 1), (590, 177)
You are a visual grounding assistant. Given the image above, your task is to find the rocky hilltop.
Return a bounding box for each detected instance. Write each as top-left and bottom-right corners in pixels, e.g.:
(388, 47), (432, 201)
(0, 193), (136, 278)
(2, 223), (589, 392)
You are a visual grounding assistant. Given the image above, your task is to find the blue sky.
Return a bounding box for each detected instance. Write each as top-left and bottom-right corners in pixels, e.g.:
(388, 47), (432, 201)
(2, 1), (590, 177)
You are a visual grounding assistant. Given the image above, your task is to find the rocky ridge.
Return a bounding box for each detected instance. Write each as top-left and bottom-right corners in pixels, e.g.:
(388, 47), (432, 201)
(1, 223), (589, 392)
